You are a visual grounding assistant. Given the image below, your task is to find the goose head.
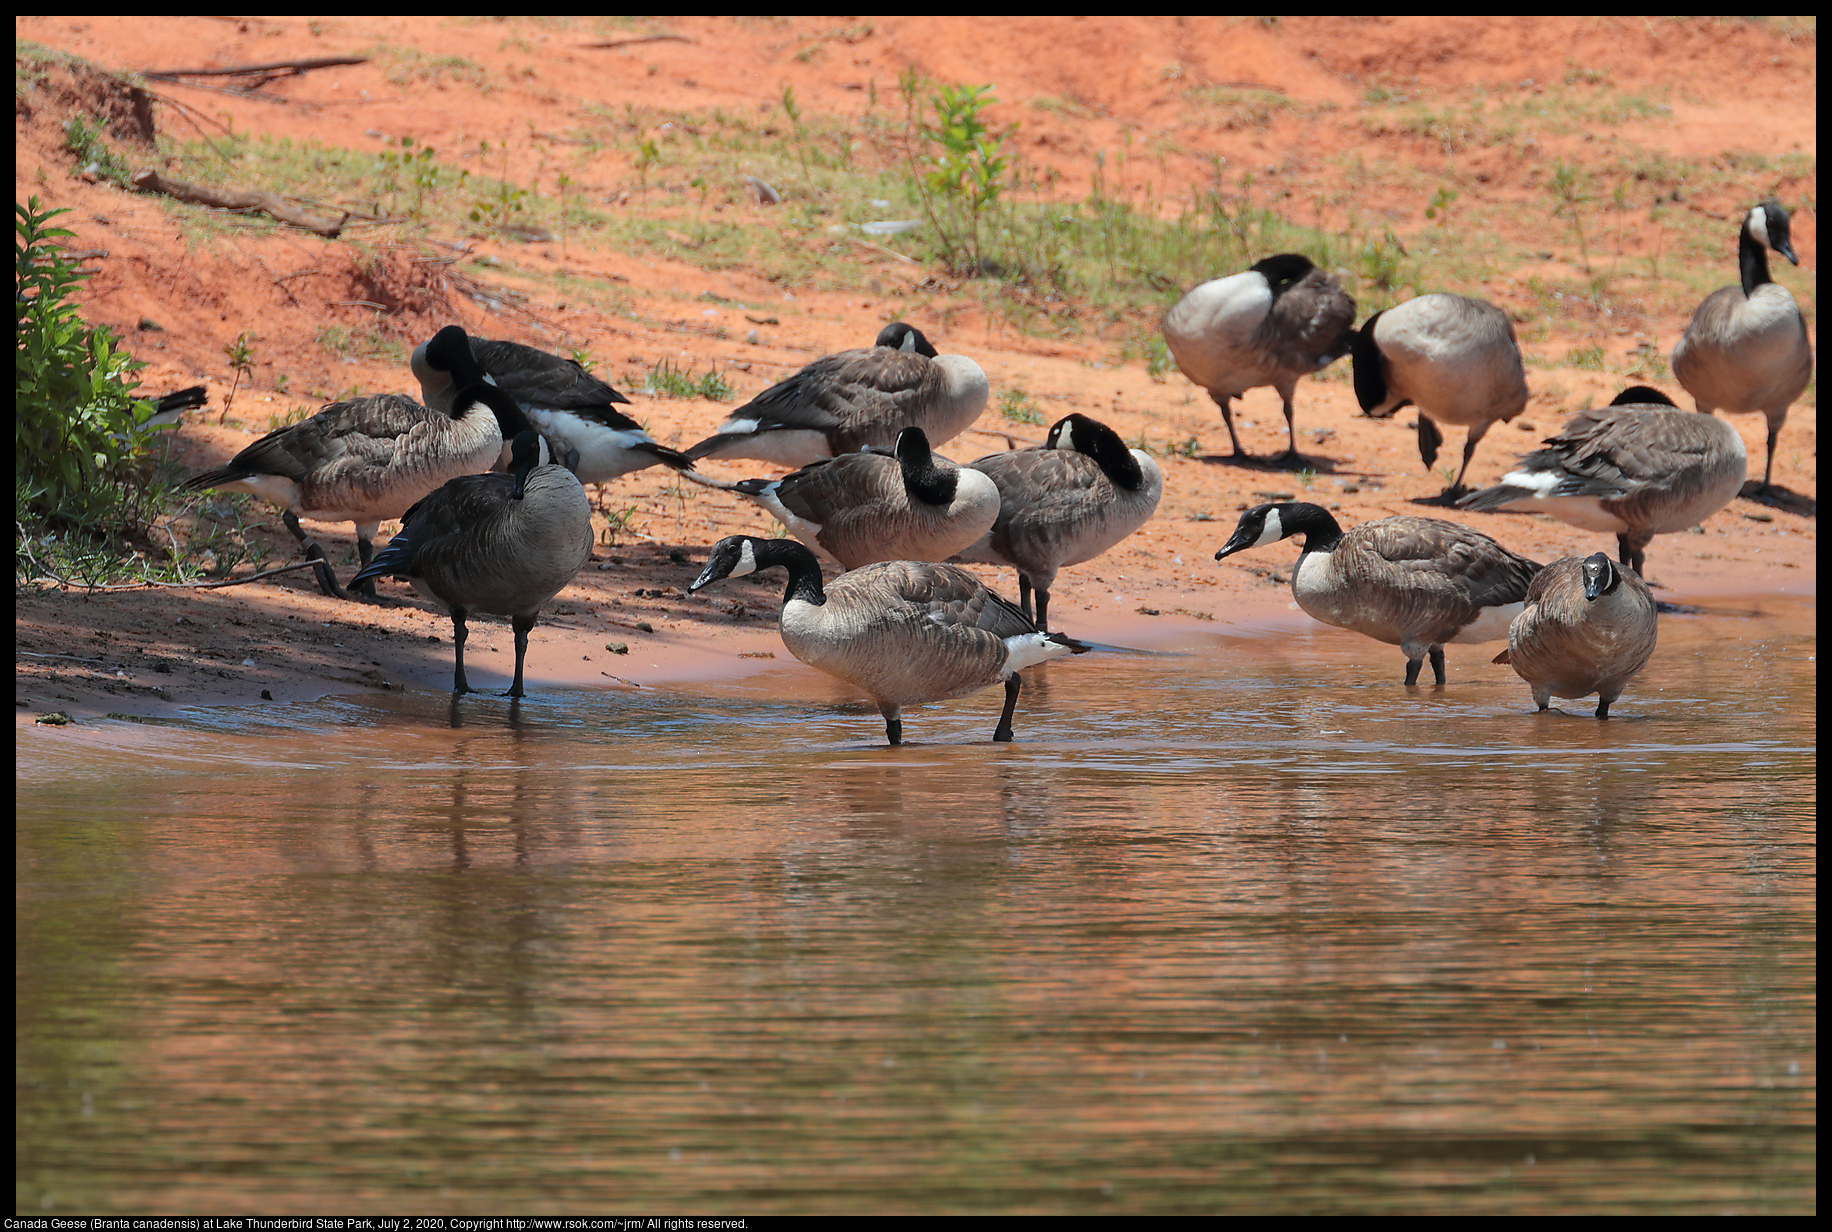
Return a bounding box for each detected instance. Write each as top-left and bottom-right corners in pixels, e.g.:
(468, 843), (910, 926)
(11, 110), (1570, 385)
(874, 322), (939, 357)
(1348, 310), (1405, 417)
(1044, 413), (1147, 490)
(1609, 385), (1678, 408)
(691, 534), (766, 590)
(1249, 252), (1320, 296)
(415, 325), (493, 394)
(1214, 501), (1339, 560)
(1748, 200), (1800, 266)
(1581, 552), (1623, 601)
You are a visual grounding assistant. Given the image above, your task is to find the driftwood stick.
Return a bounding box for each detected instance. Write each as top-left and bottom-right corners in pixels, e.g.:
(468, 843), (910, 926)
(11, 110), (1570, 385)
(581, 35), (695, 50)
(129, 169), (348, 238)
(141, 56), (369, 79)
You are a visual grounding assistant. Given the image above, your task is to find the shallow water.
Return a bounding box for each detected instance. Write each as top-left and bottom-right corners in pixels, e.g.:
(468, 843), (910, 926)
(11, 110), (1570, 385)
(16, 597), (1816, 1214)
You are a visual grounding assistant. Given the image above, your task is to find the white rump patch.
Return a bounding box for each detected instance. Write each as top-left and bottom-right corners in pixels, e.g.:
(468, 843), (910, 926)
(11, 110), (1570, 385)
(1451, 602), (1523, 645)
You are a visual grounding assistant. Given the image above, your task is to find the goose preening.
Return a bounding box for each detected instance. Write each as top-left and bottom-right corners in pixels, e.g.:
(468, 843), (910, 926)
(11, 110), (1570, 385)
(1160, 253), (1356, 467)
(1457, 386), (1746, 577)
(1213, 501), (1543, 686)
(411, 326), (694, 483)
(1671, 199), (1814, 492)
(1350, 293), (1530, 498)
(682, 323), (989, 467)
(181, 381), (531, 600)
(953, 413), (1164, 631)
(1495, 552), (1656, 719)
(709, 426), (1000, 570)
(689, 535), (1089, 745)
(350, 431), (593, 698)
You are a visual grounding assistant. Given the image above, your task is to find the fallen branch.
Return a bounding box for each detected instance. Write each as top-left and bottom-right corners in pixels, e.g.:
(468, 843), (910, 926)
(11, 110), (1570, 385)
(129, 169), (348, 237)
(582, 35), (694, 50)
(142, 56), (369, 80)
(21, 558), (330, 595)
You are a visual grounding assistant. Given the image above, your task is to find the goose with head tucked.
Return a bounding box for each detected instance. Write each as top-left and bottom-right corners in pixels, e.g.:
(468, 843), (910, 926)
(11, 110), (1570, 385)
(181, 380), (531, 600)
(350, 430), (593, 698)
(682, 323), (989, 468)
(689, 535), (1088, 745)
(1671, 199), (1813, 492)
(1457, 385), (1746, 577)
(953, 412), (1164, 631)
(1350, 293), (1530, 499)
(711, 426), (1000, 570)
(412, 326), (694, 483)
(1495, 552), (1656, 719)
(1161, 253), (1356, 466)
(1214, 501), (1543, 686)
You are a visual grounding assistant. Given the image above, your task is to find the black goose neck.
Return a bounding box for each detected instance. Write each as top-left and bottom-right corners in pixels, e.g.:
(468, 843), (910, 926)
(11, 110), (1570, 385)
(1738, 221), (1773, 297)
(1283, 502), (1344, 551)
(1349, 313), (1387, 411)
(459, 383), (533, 437)
(898, 436), (959, 506)
(755, 538), (828, 607)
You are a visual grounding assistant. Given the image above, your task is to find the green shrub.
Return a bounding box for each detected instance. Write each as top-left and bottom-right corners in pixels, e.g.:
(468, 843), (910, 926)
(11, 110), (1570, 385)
(15, 196), (164, 532)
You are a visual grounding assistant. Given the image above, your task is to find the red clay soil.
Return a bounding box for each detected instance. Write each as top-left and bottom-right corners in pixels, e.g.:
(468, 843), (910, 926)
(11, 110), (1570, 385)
(14, 16), (1816, 721)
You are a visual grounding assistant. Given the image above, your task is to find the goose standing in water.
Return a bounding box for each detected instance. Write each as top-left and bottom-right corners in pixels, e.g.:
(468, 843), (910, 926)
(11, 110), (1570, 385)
(351, 431), (593, 698)
(1161, 253), (1356, 466)
(1671, 199), (1813, 492)
(181, 382), (531, 600)
(682, 323), (989, 467)
(1457, 386), (1746, 577)
(709, 426), (1000, 569)
(1213, 501), (1543, 686)
(412, 326), (694, 483)
(954, 413), (1164, 631)
(1350, 293), (1530, 499)
(689, 535), (1088, 745)
(1496, 552), (1657, 719)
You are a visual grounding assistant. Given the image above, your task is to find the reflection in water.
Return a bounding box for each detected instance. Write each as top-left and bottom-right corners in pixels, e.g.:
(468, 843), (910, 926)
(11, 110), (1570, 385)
(15, 599), (1815, 1213)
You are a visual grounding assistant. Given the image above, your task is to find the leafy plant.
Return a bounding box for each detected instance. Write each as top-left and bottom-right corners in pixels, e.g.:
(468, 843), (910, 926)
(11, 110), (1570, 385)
(61, 115), (132, 187)
(15, 197), (164, 533)
(997, 386), (1045, 425)
(222, 331), (256, 419)
(904, 73), (1012, 276)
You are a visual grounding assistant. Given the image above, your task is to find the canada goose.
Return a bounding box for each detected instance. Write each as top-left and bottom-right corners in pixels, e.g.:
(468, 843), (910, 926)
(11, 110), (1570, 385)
(1495, 552), (1656, 719)
(953, 413), (1164, 631)
(1213, 501), (1543, 685)
(350, 431), (593, 698)
(181, 381), (531, 600)
(714, 426), (1000, 570)
(142, 385), (208, 429)
(1671, 199), (1814, 491)
(1350, 293), (1530, 497)
(1457, 386), (1746, 577)
(689, 535), (1089, 745)
(1160, 253), (1356, 466)
(682, 323), (989, 467)
(411, 327), (693, 483)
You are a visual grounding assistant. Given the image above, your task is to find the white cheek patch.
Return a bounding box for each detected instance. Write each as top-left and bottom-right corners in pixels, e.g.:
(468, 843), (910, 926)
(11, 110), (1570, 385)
(1253, 508), (1285, 548)
(729, 539), (760, 578)
(1747, 204), (1769, 243)
(898, 329), (919, 352)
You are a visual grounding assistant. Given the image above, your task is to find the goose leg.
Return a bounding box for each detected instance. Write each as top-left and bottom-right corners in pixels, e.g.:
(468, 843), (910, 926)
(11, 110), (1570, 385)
(1266, 392), (1304, 469)
(504, 614), (534, 698)
(284, 510), (348, 599)
(1018, 575), (1034, 623)
(351, 535), (380, 602)
(1429, 646), (1447, 687)
(450, 608), (477, 694)
(1595, 694), (1614, 720)
(1209, 392), (1249, 458)
(1759, 411), (1783, 490)
(993, 674), (1021, 742)
(1618, 532), (1651, 579)
(1034, 586), (1051, 634)
(880, 703), (903, 746)
(1404, 654), (1424, 687)
(1445, 423), (1491, 498)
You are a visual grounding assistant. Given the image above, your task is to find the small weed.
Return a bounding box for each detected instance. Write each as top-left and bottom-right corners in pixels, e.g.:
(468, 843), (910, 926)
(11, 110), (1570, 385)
(1144, 336), (1175, 383)
(598, 504), (642, 546)
(997, 386), (1045, 425)
(61, 115), (133, 187)
(222, 332), (256, 419)
(1425, 185), (1459, 223)
(1170, 436), (1201, 459)
(644, 359), (731, 401)
(1296, 467), (1317, 489)
(1549, 160), (1593, 274)
(1566, 343), (1605, 371)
